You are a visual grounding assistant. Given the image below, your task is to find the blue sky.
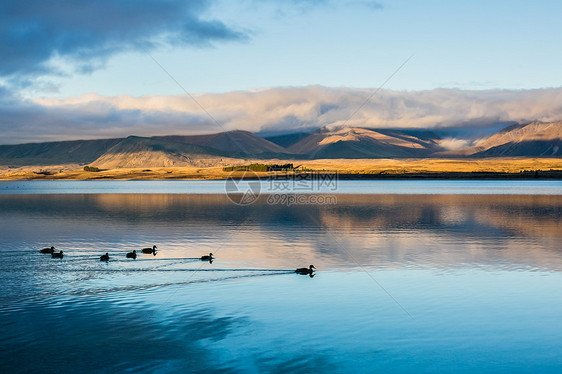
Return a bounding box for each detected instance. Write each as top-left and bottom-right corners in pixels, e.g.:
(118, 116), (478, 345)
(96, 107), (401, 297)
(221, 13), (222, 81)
(1, 0), (562, 143)
(16, 0), (562, 97)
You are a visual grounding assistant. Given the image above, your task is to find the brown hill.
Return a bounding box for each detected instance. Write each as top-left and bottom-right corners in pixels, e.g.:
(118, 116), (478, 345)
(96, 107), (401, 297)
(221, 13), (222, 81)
(287, 127), (440, 158)
(155, 130), (287, 156)
(437, 121), (562, 157)
(264, 132), (312, 148)
(473, 121), (561, 157)
(0, 122), (560, 169)
(0, 138), (122, 166)
(90, 136), (238, 169)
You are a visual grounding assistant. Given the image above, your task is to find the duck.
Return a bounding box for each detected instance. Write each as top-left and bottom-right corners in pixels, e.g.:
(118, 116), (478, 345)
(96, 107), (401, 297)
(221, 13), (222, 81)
(126, 250), (137, 259)
(295, 265), (315, 275)
(200, 253), (213, 261)
(100, 252), (110, 261)
(51, 251), (64, 259)
(141, 245), (157, 255)
(40, 246), (55, 254)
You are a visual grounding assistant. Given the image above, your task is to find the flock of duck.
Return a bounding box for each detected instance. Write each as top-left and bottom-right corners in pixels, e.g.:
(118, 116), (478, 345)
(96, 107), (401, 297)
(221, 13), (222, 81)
(39, 246), (316, 275)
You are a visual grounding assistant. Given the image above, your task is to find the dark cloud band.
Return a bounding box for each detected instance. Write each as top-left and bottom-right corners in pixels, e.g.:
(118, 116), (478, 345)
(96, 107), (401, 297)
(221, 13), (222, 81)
(0, 0), (247, 78)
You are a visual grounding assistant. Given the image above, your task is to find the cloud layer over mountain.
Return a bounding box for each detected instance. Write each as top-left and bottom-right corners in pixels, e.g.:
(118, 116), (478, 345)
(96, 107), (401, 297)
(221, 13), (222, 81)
(1, 86), (561, 144)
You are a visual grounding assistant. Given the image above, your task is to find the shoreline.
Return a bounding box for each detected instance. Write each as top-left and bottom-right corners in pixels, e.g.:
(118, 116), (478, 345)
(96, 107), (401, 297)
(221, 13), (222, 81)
(1, 158), (561, 181)
(2, 171), (562, 181)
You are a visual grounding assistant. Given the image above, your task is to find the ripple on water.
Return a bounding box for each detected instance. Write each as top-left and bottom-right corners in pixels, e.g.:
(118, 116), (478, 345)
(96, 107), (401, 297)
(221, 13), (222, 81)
(1, 191), (562, 373)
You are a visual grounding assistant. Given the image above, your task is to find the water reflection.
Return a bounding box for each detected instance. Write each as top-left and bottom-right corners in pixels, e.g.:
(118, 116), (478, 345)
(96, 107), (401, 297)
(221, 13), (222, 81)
(1, 194), (560, 270)
(1, 193), (561, 373)
(0, 299), (245, 373)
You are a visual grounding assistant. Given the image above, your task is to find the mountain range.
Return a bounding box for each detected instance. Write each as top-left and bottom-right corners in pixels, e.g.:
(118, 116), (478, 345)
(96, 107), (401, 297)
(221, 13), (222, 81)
(0, 121), (560, 168)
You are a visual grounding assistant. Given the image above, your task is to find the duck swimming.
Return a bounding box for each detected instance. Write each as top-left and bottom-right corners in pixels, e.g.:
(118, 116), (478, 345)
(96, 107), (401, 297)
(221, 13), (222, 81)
(295, 265), (315, 275)
(51, 251), (64, 259)
(40, 246), (55, 254)
(141, 245), (157, 255)
(200, 253), (213, 261)
(126, 250), (137, 259)
(100, 252), (109, 261)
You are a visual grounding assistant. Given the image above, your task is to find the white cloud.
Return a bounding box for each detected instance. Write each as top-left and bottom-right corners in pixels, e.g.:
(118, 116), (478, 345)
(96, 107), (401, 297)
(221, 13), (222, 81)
(2, 86), (562, 144)
(438, 138), (474, 150)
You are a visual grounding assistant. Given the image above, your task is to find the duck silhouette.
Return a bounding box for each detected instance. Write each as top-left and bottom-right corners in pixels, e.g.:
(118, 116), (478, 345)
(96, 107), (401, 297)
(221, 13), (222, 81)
(51, 251), (64, 259)
(40, 246), (55, 254)
(100, 252), (109, 261)
(200, 253), (213, 261)
(126, 250), (137, 259)
(141, 245), (157, 255)
(295, 265), (315, 275)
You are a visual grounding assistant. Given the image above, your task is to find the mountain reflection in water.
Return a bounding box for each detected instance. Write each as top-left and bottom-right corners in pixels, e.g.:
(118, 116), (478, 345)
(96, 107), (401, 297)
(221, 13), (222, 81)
(0, 192), (561, 373)
(1, 194), (560, 270)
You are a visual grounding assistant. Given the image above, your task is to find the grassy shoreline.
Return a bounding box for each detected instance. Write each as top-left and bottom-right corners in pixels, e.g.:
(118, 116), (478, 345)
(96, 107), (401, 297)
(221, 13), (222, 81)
(1, 158), (561, 180)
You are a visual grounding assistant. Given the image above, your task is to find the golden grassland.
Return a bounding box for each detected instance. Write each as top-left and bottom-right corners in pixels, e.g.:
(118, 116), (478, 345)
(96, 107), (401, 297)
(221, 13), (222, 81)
(1, 158), (561, 180)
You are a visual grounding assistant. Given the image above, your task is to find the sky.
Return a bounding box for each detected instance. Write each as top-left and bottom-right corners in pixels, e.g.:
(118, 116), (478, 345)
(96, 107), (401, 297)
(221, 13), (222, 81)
(1, 0), (562, 144)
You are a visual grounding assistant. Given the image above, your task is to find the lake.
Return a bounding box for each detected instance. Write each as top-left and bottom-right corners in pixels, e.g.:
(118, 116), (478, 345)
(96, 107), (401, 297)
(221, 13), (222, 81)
(1, 180), (561, 373)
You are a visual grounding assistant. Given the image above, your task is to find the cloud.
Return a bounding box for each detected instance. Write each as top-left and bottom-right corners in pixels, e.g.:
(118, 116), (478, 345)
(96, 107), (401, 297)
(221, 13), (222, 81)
(438, 137), (476, 151)
(1, 86), (562, 144)
(0, 0), (247, 79)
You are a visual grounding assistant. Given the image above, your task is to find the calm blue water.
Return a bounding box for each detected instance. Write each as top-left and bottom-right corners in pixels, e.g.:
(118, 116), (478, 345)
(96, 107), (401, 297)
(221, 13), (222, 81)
(1, 179), (561, 194)
(1, 182), (561, 373)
